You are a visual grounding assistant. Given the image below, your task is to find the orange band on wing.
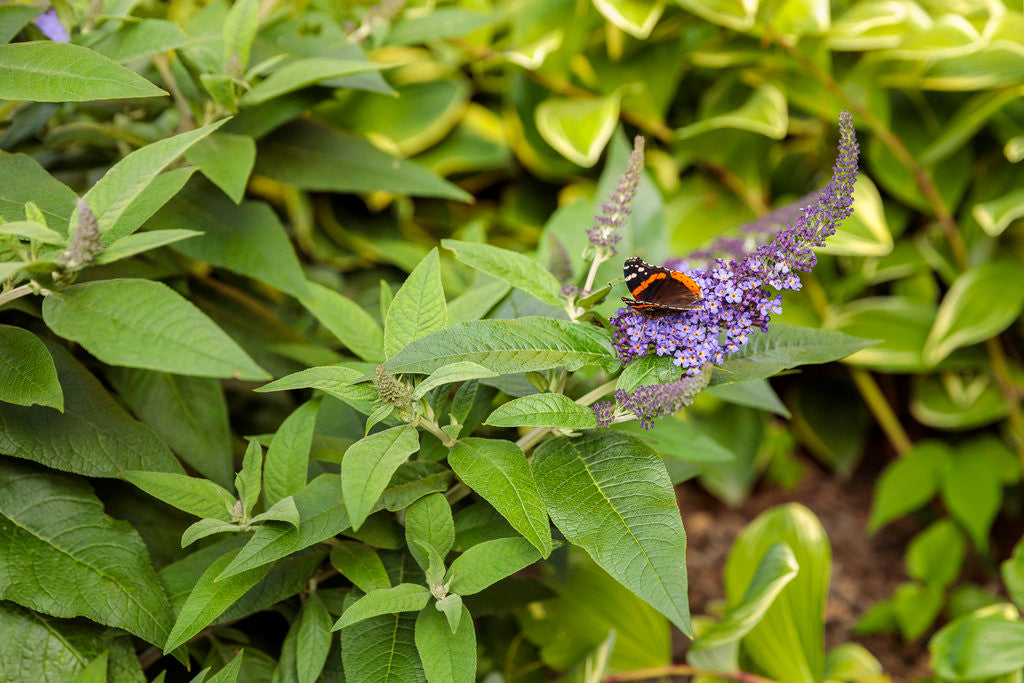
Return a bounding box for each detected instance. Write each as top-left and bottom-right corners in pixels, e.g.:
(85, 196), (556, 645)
(630, 272), (666, 296)
(669, 271), (701, 295)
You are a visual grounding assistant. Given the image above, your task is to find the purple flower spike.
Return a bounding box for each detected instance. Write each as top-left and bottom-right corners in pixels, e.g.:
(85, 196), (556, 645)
(34, 9), (69, 43)
(610, 112), (858, 382)
(611, 364), (712, 429)
(587, 136), (645, 254)
(592, 401), (615, 427)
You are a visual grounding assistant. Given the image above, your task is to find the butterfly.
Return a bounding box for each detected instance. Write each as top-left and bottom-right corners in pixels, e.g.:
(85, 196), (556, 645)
(621, 257), (703, 317)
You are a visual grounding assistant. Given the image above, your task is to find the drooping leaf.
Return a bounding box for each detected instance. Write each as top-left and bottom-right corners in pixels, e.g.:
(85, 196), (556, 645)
(342, 425), (420, 531)
(384, 248), (448, 359)
(0, 324), (63, 410)
(448, 438), (552, 557)
(0, 459), (175, 647)
(532, 430), (691, 635)
(485, 393), (598, 430)
(415, 604), (476, 683)
(263, 397), (321, 507)
(43, 279), (269, 381)
(0, 42), (166, 101)
(442, 239), (564, 307)
(0, 341), (182, 477)
(384, 317), (618, 376)
(296, 595), (332, 683)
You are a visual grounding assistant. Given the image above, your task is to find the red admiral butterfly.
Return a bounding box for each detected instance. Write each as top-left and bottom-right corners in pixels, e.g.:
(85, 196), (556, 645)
(621, 257), (703, 318)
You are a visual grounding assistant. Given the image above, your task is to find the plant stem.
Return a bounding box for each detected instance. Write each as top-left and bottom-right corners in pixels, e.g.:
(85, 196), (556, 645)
(774, 34), (1024, 459)
(576, 379), (618, 407)
(515, 380), (619, 452)
(605, 664), (780, 683)
(0, 284), (35, 307)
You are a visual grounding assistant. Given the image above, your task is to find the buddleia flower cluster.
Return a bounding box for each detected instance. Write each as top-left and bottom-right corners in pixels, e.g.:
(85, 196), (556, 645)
(593, 364), (712, 429)
(586, 135), (645, 256)
(599, 112), (858, 427)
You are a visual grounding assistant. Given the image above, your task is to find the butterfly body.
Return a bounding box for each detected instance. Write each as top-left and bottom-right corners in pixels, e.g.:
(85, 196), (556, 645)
(621, 257), (703, 317)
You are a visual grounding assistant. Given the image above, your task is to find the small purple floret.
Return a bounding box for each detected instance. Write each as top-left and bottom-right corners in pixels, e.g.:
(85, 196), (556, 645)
(34, 9), (69, 42)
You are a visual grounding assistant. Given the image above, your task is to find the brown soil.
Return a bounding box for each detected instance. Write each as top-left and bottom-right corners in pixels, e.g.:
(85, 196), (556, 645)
(676, 456), (934, 681)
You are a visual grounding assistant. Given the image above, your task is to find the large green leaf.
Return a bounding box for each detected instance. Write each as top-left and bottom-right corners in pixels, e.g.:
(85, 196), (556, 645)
(0, 459), (175, 647)
(0, 324), (62, 410)
(301, 282), (385, 363)
(711, 324), (875, 385)
(930, 610), (1024, 680)
(442, 239), (564, 307)
(263, 397), (321, 507)
(0, 342), (181, 477)
(724, 504), (831, 683)
(164, 549), (271, 653)
(532, 430), (691, 635)
(535, 95), (621, 167)
(340, 592), (424, 683)
(384, 317), (618, 376)
(342, 425), (420, 531)
(217, 475), (350, 580)
(415, 604), (476, 683)
(107, 367), (233, 487)
(254, 120), (471, 201)
(0, 41), (166, 101)
(90, 18), (192, 63)
(242, 58), (389, 106)
(446, 536), (543, 595)
(43, 279), (269, 380)
(331, 542), (391, 594)
(825, 297), (935, 372)
(147, 179), (309, 299)
(485, 393), (598, 430)
(84, 120), (225, 242)
(181, 133), (255, 204)
(448, 438), (552, 557)
(384, 249), (448, 359)
(0, 602), (144, 683)
(923, 261), (1024, 365)
(333, 584), (431, 630)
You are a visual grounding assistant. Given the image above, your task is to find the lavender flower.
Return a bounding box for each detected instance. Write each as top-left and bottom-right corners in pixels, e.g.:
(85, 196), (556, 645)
(587, 136), (645, 254)
(607, 111), (858, 389)
(593, 401), (615, 427)
(34, 9), (69, 42)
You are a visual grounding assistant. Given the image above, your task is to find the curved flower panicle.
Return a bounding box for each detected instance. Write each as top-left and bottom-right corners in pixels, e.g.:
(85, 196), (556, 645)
(609, 112), (859, 377)
(609, 364), (712, 429)
(586, 136), (645, 254)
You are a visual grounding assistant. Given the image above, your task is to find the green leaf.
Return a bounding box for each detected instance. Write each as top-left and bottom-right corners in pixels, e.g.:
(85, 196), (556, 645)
(0, 151), (77, 230)
(825, 297), (936, 372)
(711, 324), (875, 385)
(675, 0), (758, 30)
(255, 120), (471, 201)
(942, 452), (1001, 552)
(0, 6), (41, 44)
(124, 471), (235, 521)
(442, 239), (563, 307)
(448, 438), (552, 557)
(930, 610), (1024, 680)
(385, 317), (618, 376)
(1001, 540), (1024, 612)
(0, 42), (166, 102)
(823, 644), (883, 682)
(43, 279), (269, 380)
(818, 175), (893, 257)
(389, 7), (495, 44)
(592, 0), (665, 38)
(382, 461), (453, 512)
(973, 188), (1024, 237)
(485, 393), (598, 430)
(164, 549), (271, 653)
(924, 261), (1024, 366)
(257, 365), (377, 403)
(340, 592), (424, 682)
(532, 430), (691, 635)
(108, 367), (233, 487)
(264, 397), (321, 507)
(690, 543), (799, 668)
(433, 593), (462, 633)
(0, 459), (175, 647)
(84, 120), (225, 242)
(724, 504), (830, 683)
(535, 95), (621, 167)
(706, 380), (790, 418)
(236, 439), (262, 518)
(90, 19), (191, 64)
(243, 58), (389, 106)
(0, 341), (182, 477)
(676, 84), (787, 140)
(296, 595), (332, 683)
(0, 220), (65, 244)
(0, 602), (145, 682)
(207, 649), (244, 683)
(911, 373), (1008, 431)
(250, 495), (300, 527)
(384, 248), (448, 359)
(892, 580), (944, 640)
(868, 440), (949, 532)
(412, 540), (447, 588)
(181, 519), (241, 548)
(405, 493), (455, 574)
(333, 584), (431, 630)
(906, 519), (965, 587)
(103, 166), (197, 245)
(447, 537), (542, 595)
(96, 229), (201, 264)
(616, 354), (680, 393)
(558, 630), (616, 683)
(447, 280), (511, 324)
(0, 324), (62, 410)
(331, 542), (391, 594)
(411, 362), (496, 400)
(342, 425), (420, 531)
(183, 133), (256, 204)
(217, 475), (350, 579)
(222, 0), (258, 71)
(300, 281), (385, 363)
(147, 179), (309, 299)
(415, 604), (476, 683)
